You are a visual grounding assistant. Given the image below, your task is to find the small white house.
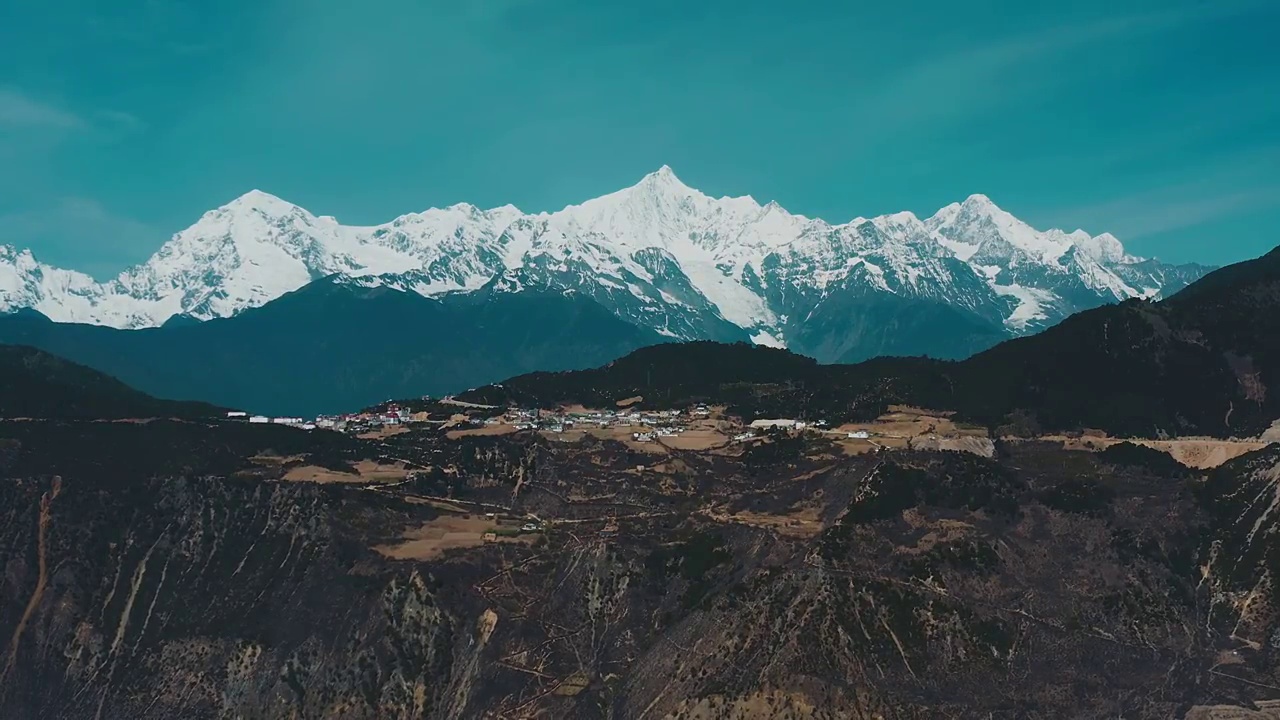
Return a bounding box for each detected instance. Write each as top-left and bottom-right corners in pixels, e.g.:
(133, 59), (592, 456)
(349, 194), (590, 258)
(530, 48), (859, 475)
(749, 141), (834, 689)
(248, 415), (270, 424)
(848, 430), (870, 439)
(226, 411), (247, 418)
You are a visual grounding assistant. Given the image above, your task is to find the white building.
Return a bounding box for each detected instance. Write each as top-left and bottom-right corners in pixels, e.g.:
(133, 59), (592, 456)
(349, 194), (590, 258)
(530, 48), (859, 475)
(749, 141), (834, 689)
(248, 415), (269, 424)
(226, 411), (247, 418)
(848, 431), (870, 439)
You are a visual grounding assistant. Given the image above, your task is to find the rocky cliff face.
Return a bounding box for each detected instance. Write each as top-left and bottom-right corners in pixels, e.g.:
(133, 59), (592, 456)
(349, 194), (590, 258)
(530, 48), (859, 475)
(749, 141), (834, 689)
(2, 418), (1278, 718)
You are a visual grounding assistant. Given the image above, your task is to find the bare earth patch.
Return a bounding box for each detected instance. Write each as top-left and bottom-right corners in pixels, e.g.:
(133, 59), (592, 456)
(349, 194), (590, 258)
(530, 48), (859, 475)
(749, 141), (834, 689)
(283, 460), (411, 484)
(373, 514), (534, 560)
(1038, 435), (1268, 470)
(357, 425), (411, 440)
(660, 429), (729, 451)
(446, 424), (518, 439)
(615, 395), (643, 407)
(706, 507), (824, 539)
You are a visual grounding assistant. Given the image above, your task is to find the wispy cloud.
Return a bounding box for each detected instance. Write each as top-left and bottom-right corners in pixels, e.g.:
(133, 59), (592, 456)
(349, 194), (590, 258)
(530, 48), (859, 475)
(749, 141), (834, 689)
(1066, 186), (1280, 240)
(856, 0), (1273, 130)
(95, 109), (146, 133)
(0, 197), (155, 278)
(0, 88), (85, 130)
(1048, 144), (1280, 248)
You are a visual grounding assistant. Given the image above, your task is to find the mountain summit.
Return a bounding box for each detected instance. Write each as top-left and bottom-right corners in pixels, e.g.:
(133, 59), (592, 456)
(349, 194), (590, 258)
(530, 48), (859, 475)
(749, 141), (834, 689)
(0, 169), (1210, 360)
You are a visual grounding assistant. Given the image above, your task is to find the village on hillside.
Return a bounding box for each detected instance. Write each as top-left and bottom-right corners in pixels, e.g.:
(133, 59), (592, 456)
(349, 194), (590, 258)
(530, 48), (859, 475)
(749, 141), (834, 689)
(222, 393), (1275, 470)
(222, 395), (1000, 457)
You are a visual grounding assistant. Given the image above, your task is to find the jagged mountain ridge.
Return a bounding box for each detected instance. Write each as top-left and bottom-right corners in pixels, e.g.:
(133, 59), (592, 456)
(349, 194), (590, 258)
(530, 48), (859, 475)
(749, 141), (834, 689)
(0, 168), (1210, 356)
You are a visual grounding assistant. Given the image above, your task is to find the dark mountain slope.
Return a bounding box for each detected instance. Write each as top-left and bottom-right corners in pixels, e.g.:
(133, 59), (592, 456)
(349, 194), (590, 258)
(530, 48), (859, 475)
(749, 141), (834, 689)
(787, 292), (1007, 364)
(0, 345), (222, 419)
(948, 245), (1280, 436)
(466, 245), (1280, 437)
(0, 279), (667, 417)
(3, 419), (1279, 717)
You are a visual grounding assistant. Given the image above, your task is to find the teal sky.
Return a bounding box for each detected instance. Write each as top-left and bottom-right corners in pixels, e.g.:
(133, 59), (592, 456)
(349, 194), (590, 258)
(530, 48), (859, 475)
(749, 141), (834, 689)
(1, 0), (1276, 278)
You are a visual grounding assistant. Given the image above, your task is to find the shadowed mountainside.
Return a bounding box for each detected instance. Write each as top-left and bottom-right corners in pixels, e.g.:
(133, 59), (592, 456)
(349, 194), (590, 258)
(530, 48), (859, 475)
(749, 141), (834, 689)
(0, 345), (223, 420)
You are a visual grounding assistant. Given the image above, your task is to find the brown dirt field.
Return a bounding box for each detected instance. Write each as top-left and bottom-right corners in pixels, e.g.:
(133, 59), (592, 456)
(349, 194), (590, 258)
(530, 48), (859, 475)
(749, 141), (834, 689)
(357, 425), (411, 440)
(446, 424), (518, 439)
(886, 404), (955, 417)
(283, 460), (411, 484)
(1142, 439), (1266, 469)
(659, 429), (729, 451)
(566, 426), (670, 453)
(835, 438), (880, 456)
(615, 395), (643, 407)
(374, 514), (533, 560)
(1035, 435), (1268, 469)
(835, 411), (988, 441)
(705, 507), (824, 539)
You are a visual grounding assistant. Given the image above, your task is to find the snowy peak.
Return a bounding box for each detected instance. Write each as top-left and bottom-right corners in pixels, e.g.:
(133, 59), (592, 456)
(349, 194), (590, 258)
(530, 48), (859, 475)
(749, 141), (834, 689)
(1074, 232), (1128, 264)
(223, 188), (304, 216)
(0, 172), (1212, 352)
(636, 165), (690, 192)
(928, 194), (1073, 266)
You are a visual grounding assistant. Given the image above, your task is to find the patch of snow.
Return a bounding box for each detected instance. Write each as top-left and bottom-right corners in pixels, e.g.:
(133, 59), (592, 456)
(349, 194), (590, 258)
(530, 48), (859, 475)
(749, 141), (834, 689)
(751, 330), (786, 348)
(993, 283), (1057, 331)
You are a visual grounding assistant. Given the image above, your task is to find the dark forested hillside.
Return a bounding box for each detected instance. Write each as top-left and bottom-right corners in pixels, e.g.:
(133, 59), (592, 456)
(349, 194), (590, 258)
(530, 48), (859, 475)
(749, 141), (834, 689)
(0, 345), (222, 419)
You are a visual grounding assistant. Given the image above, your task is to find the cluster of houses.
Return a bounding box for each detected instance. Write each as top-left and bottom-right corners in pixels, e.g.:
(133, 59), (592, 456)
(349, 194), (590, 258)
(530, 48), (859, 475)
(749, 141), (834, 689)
(746, 417), (870, 440)
(226, 400), (876, 444)
(496, 404), (712, 439)
(225, 405), (425, 434)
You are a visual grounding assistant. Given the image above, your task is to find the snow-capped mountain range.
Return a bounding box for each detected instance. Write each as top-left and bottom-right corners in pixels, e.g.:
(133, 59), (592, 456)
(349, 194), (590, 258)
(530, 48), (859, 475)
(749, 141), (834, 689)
(0, 166), (1210, 359)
